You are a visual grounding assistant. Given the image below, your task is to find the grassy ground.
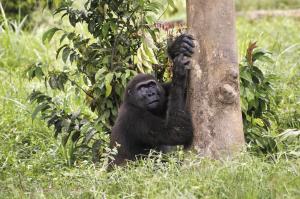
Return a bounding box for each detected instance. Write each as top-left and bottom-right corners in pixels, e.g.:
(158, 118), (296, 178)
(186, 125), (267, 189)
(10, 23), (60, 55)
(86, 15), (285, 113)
(1, 3), (300, 199)
(1, 154), (300, 198)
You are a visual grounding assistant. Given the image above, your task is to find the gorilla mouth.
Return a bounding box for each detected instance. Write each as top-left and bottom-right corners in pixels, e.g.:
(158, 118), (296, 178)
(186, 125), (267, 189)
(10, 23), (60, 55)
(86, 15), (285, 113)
(148, 100), (159, 105)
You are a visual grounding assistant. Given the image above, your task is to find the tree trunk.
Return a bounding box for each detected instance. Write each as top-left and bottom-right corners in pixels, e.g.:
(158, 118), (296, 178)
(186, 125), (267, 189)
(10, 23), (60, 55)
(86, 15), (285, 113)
(186, 0), (245, 157)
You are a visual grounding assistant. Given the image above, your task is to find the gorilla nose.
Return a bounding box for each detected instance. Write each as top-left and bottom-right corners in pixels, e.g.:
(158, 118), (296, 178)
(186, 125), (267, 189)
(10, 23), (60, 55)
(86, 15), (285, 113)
(147, 91), (155, 96)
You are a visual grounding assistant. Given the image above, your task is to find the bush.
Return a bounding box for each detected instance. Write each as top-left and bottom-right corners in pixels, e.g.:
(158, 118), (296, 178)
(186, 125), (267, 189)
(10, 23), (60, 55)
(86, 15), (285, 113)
(28, 0), (168, 165)
(239, 42), (279, 154)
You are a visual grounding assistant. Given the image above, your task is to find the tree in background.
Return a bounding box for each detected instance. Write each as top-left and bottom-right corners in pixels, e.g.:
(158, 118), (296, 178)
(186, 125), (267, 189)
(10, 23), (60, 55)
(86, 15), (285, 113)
(186, 0), (245, 157)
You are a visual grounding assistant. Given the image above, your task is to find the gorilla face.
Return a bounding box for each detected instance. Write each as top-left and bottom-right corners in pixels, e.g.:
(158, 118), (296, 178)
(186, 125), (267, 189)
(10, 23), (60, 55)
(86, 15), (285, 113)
(134, 80), (164, 111)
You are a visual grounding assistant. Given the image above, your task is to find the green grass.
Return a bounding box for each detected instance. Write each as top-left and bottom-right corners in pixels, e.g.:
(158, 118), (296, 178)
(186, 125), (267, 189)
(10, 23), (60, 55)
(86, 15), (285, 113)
(1, 154), (300, 198)
(1, 3), (300, 198)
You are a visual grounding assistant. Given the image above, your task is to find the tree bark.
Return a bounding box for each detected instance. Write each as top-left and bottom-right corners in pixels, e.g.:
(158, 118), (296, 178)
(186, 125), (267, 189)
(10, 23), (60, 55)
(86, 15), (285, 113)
(186, 0), (245, 157)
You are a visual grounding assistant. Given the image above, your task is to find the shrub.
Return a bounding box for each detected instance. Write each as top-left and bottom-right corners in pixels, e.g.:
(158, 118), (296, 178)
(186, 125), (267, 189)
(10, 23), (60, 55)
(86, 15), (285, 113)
(239, 42), (280, 154)
(28, 0), (167, 164)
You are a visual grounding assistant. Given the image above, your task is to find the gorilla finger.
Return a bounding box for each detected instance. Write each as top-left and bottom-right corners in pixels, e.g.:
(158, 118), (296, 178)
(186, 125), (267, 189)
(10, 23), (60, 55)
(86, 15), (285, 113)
(182, 37), (195, 47)
(183, 47), (194, 56)
(182, 42), (195, 52)
(180, 45), (194, 56)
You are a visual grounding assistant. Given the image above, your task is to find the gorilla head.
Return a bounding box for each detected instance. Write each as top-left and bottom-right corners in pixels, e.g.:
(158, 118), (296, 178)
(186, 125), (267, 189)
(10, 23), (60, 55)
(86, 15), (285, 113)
(124, 74), (166, 111)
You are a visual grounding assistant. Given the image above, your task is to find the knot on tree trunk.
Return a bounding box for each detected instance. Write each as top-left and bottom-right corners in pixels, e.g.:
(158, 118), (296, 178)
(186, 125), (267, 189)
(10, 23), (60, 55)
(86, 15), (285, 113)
(218, 83), (237, 104)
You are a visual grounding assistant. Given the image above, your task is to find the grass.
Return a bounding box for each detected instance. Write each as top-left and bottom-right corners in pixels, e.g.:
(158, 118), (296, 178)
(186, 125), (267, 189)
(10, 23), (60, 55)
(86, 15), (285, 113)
(1, 154), (300, 198)
(0, 2), (300, 198)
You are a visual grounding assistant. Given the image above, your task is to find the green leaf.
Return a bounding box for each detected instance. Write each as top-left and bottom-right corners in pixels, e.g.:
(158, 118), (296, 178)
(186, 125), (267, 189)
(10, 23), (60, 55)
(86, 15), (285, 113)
(105, 83), (112, 97)
(240, 97), (248, 112)
(252, 49), (271, 62)
(252, 66), (264, 83)
(110, 23), (117, 34)
(59, 33), (68, 44)
(253, 118), (265, 127)
(70, 52), (77, 63)
(105, 73), (114, 85)
(31, 103), (50, 120)
(143, 43), (158, 64)
(240, 70), (252, 83)
(62, 47), (71, 63)
(69, 12), (77, 27)
(67, 32), (76, 40)
(26, 67), (35, 80)
(56, 44), (68, 59)
(95, 67), (107, 81)
(62, 134), (70, 147)
(102, 55), (111, 64)
(34, 67), (44, 79)
(49, 76), (58, 89)
(42, 27), (61, 44)
(245, 88), (255, 101)
(71, 131), (80, 142)
(102, 22), (109, 37)
(105, 73), (114, 97)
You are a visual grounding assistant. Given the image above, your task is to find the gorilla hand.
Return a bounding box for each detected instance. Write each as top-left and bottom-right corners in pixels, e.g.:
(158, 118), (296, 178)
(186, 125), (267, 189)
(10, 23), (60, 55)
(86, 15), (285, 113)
(168, 34), (195, 60)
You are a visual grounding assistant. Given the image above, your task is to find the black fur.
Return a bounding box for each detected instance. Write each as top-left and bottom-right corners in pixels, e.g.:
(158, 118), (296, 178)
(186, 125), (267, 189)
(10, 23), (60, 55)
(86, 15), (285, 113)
(110, 34), (194, 165)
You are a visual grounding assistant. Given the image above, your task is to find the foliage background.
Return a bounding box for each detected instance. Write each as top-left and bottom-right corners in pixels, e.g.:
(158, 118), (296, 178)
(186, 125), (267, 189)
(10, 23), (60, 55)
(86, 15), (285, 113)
(0, 0), (299, 198)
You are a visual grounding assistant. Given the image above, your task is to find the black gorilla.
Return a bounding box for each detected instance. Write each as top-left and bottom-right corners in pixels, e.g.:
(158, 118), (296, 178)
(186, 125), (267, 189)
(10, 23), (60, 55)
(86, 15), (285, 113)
(110, 34), (195, 165)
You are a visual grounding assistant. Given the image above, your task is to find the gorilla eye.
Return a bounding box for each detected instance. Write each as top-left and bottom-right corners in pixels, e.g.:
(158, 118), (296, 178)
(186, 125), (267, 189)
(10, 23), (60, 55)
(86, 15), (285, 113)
(138, 86), (146, 90)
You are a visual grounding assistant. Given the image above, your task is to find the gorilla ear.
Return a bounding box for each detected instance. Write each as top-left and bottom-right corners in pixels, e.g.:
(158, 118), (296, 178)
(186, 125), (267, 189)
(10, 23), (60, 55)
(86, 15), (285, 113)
(127, 89), (131, 95)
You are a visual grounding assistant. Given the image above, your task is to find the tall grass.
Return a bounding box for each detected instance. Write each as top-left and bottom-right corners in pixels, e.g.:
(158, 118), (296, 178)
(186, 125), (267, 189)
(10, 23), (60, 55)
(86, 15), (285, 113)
(0, 3), (65, 191)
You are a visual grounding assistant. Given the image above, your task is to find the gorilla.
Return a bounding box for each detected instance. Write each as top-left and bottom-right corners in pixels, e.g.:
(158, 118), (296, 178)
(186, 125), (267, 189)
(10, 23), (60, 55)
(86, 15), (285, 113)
(110, 34), (195, 165)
